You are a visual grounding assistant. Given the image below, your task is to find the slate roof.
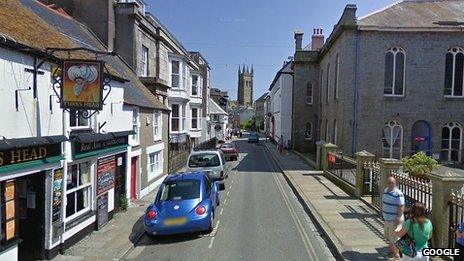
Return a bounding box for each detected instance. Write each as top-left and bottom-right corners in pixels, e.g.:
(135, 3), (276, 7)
(208, 98), (227, 115)
(1, 0), (167, 111)
(255, 93), (268, 103)
(358, 0), (464, 29)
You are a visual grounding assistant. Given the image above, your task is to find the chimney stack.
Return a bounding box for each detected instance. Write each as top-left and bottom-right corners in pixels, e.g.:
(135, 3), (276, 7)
(294, 30), (304, 51)
(311, 28), (324, 51)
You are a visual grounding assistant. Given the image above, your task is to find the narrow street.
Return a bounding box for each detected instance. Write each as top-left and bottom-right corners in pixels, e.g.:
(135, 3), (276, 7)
(123, 136), (335, 261)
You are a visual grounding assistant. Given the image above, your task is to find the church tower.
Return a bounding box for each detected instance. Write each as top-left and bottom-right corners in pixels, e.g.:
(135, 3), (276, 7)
(237, 64), (254, 107)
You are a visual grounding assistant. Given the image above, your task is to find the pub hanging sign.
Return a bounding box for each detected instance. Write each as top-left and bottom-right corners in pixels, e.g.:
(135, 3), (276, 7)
(61, 60), (104, 110)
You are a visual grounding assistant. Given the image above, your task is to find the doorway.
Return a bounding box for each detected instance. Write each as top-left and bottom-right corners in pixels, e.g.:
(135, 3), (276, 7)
(130, 156), (138, 200)
(411, 121), (431, 155)
(114, 154), (126, 210)
(17, 172), (46, 261)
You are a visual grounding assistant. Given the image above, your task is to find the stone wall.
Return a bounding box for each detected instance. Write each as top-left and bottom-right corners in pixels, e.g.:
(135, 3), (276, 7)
(292, 58), (319, 153)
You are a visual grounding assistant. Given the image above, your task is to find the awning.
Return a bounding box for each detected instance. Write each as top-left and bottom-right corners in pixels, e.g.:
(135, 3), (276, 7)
(0, 135), (68, 150)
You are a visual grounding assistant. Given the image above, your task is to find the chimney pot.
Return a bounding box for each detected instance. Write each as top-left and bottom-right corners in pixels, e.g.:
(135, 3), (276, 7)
(311, 28), (325, 51)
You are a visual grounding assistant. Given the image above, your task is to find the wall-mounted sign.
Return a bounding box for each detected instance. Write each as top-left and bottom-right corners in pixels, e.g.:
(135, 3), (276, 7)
(74, 136), (128, 155)
(0, 143), (61, 168)
(52, 169), (63, 223)
(61, 60), (104, 110)
(97, 156), (116, 196)
(328, 154), (336, 164)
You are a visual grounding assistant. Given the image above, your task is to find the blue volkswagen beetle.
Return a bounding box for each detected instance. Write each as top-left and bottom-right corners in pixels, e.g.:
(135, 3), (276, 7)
(144, 172), (220, 237)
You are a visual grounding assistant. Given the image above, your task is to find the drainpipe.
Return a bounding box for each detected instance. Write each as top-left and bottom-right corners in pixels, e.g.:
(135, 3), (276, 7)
(351, 30), (361, 155)
(33, 58), (42, 137)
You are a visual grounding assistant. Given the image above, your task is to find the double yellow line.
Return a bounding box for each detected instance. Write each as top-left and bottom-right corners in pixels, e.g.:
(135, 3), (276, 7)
(266, 147), (320, 261)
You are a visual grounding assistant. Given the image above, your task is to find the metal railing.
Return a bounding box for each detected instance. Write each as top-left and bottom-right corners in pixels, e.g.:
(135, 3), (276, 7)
(363, 162), (380, 195)
(327, 152), (357, 186)
(449, 190), (464, 248)
(391, 170), (433, 211)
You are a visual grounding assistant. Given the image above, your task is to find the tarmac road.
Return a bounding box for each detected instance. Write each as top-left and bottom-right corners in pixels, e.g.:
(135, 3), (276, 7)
(123, 135), (335, 261)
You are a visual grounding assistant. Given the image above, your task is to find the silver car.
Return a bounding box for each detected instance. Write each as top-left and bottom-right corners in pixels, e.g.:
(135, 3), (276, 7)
(186, 150), (228, 190)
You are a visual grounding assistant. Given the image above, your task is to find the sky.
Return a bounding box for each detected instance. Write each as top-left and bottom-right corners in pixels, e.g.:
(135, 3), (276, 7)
(149, 0), (398, 101)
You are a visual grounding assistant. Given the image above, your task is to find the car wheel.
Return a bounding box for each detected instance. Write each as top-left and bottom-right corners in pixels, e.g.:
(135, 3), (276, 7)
(216, 197), (220, 206)
(206, 211), (214, 234)
(220, 183), (225, 190)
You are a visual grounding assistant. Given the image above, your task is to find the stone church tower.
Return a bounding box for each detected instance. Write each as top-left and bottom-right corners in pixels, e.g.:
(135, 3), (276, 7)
(237, 65), (253, 106)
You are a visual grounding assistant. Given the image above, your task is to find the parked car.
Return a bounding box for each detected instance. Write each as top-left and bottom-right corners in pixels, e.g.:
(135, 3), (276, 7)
(186, 150), (228, 189)
(219, 142), (239, 161)
(144, 172), (220, 237)
(248, 132), (259, 143)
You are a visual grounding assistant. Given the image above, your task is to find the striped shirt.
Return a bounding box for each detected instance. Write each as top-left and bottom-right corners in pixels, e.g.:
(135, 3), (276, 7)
(382, 187), (405, 221)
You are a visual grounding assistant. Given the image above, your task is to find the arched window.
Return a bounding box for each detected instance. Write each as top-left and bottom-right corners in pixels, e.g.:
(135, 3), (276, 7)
(441, 122), (462, 162)
(305, 122), (312, 140)
(382, 121), (403, 159)
(384, 47), (406, 96)
(334, 53), (340, 99)
(326, 63), (330, 102)
(333, 119), (338, 145)
(444, 47), (464, 97)
(306, 83), (313, 104)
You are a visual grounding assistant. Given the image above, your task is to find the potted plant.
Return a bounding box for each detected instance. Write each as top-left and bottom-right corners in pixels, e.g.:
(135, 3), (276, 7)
(120, 194), (128, 212)
(401, 152), (438, 181)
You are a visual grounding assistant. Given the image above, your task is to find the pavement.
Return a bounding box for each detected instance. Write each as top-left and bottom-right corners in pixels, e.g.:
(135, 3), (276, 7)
(263, 141), (388, 260)
(121, 136), (335, 261)
(53, 189), (158, 261)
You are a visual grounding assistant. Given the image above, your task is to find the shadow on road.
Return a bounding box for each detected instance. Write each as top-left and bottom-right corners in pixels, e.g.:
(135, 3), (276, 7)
(136, 232), (201, 247)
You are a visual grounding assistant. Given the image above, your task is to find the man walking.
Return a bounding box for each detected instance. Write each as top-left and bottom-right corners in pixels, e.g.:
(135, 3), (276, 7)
(382, 176), (405, 259)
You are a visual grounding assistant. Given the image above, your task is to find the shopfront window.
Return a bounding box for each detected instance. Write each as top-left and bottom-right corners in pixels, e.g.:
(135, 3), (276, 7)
(66, 162), (91, 219)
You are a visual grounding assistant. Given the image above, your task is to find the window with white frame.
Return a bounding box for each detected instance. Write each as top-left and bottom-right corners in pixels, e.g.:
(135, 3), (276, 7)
(441, 122), (462, 162)
(382, 121), (403, 159)
(306, 83), (313, 104)
(69, 109), (90, 129)
(334, 53), (339, 99)
(326, 64), (330, 102)
(305, 122), (312, 140)
(132, 108), (140, 143)
(171, 104), (180, 131)
(66, 162), (91, 220)
(444, 47), (464, 97)
(141, 45), (149, 77)
(192, 75), (199, 96)
(191, 108), (199, 129)
(384, 47), (405, 96)
(153, 111), (162, 141)
(182, 105), (187, 131)
(171, 60), (180, 88)
(148, 151), (163, 181)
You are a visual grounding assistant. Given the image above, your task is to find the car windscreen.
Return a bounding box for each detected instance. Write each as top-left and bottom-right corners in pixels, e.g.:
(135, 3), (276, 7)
(188, 154), (221, 167)
(221, 143), (234, 148)
(159, 180), (201, 201)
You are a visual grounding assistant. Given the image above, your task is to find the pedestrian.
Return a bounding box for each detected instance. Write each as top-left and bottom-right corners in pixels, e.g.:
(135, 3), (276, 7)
(395, 202), (433, 260)
(455, 222), (464, 261)
(382, 176), (405, 259)
(278, 135), (284, 154)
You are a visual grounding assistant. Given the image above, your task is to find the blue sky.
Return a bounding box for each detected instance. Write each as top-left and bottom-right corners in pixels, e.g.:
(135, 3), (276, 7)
(150, 0), (397, 100)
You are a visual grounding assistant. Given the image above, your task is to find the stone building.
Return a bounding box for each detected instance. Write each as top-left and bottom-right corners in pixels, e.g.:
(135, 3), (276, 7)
(254, 93), (268, 132)
(237, 65), (254, 106)
(292, 1), (464, 164)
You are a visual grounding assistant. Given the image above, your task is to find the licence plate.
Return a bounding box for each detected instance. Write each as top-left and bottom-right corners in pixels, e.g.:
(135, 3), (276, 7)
(164, 217), (187, 226)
